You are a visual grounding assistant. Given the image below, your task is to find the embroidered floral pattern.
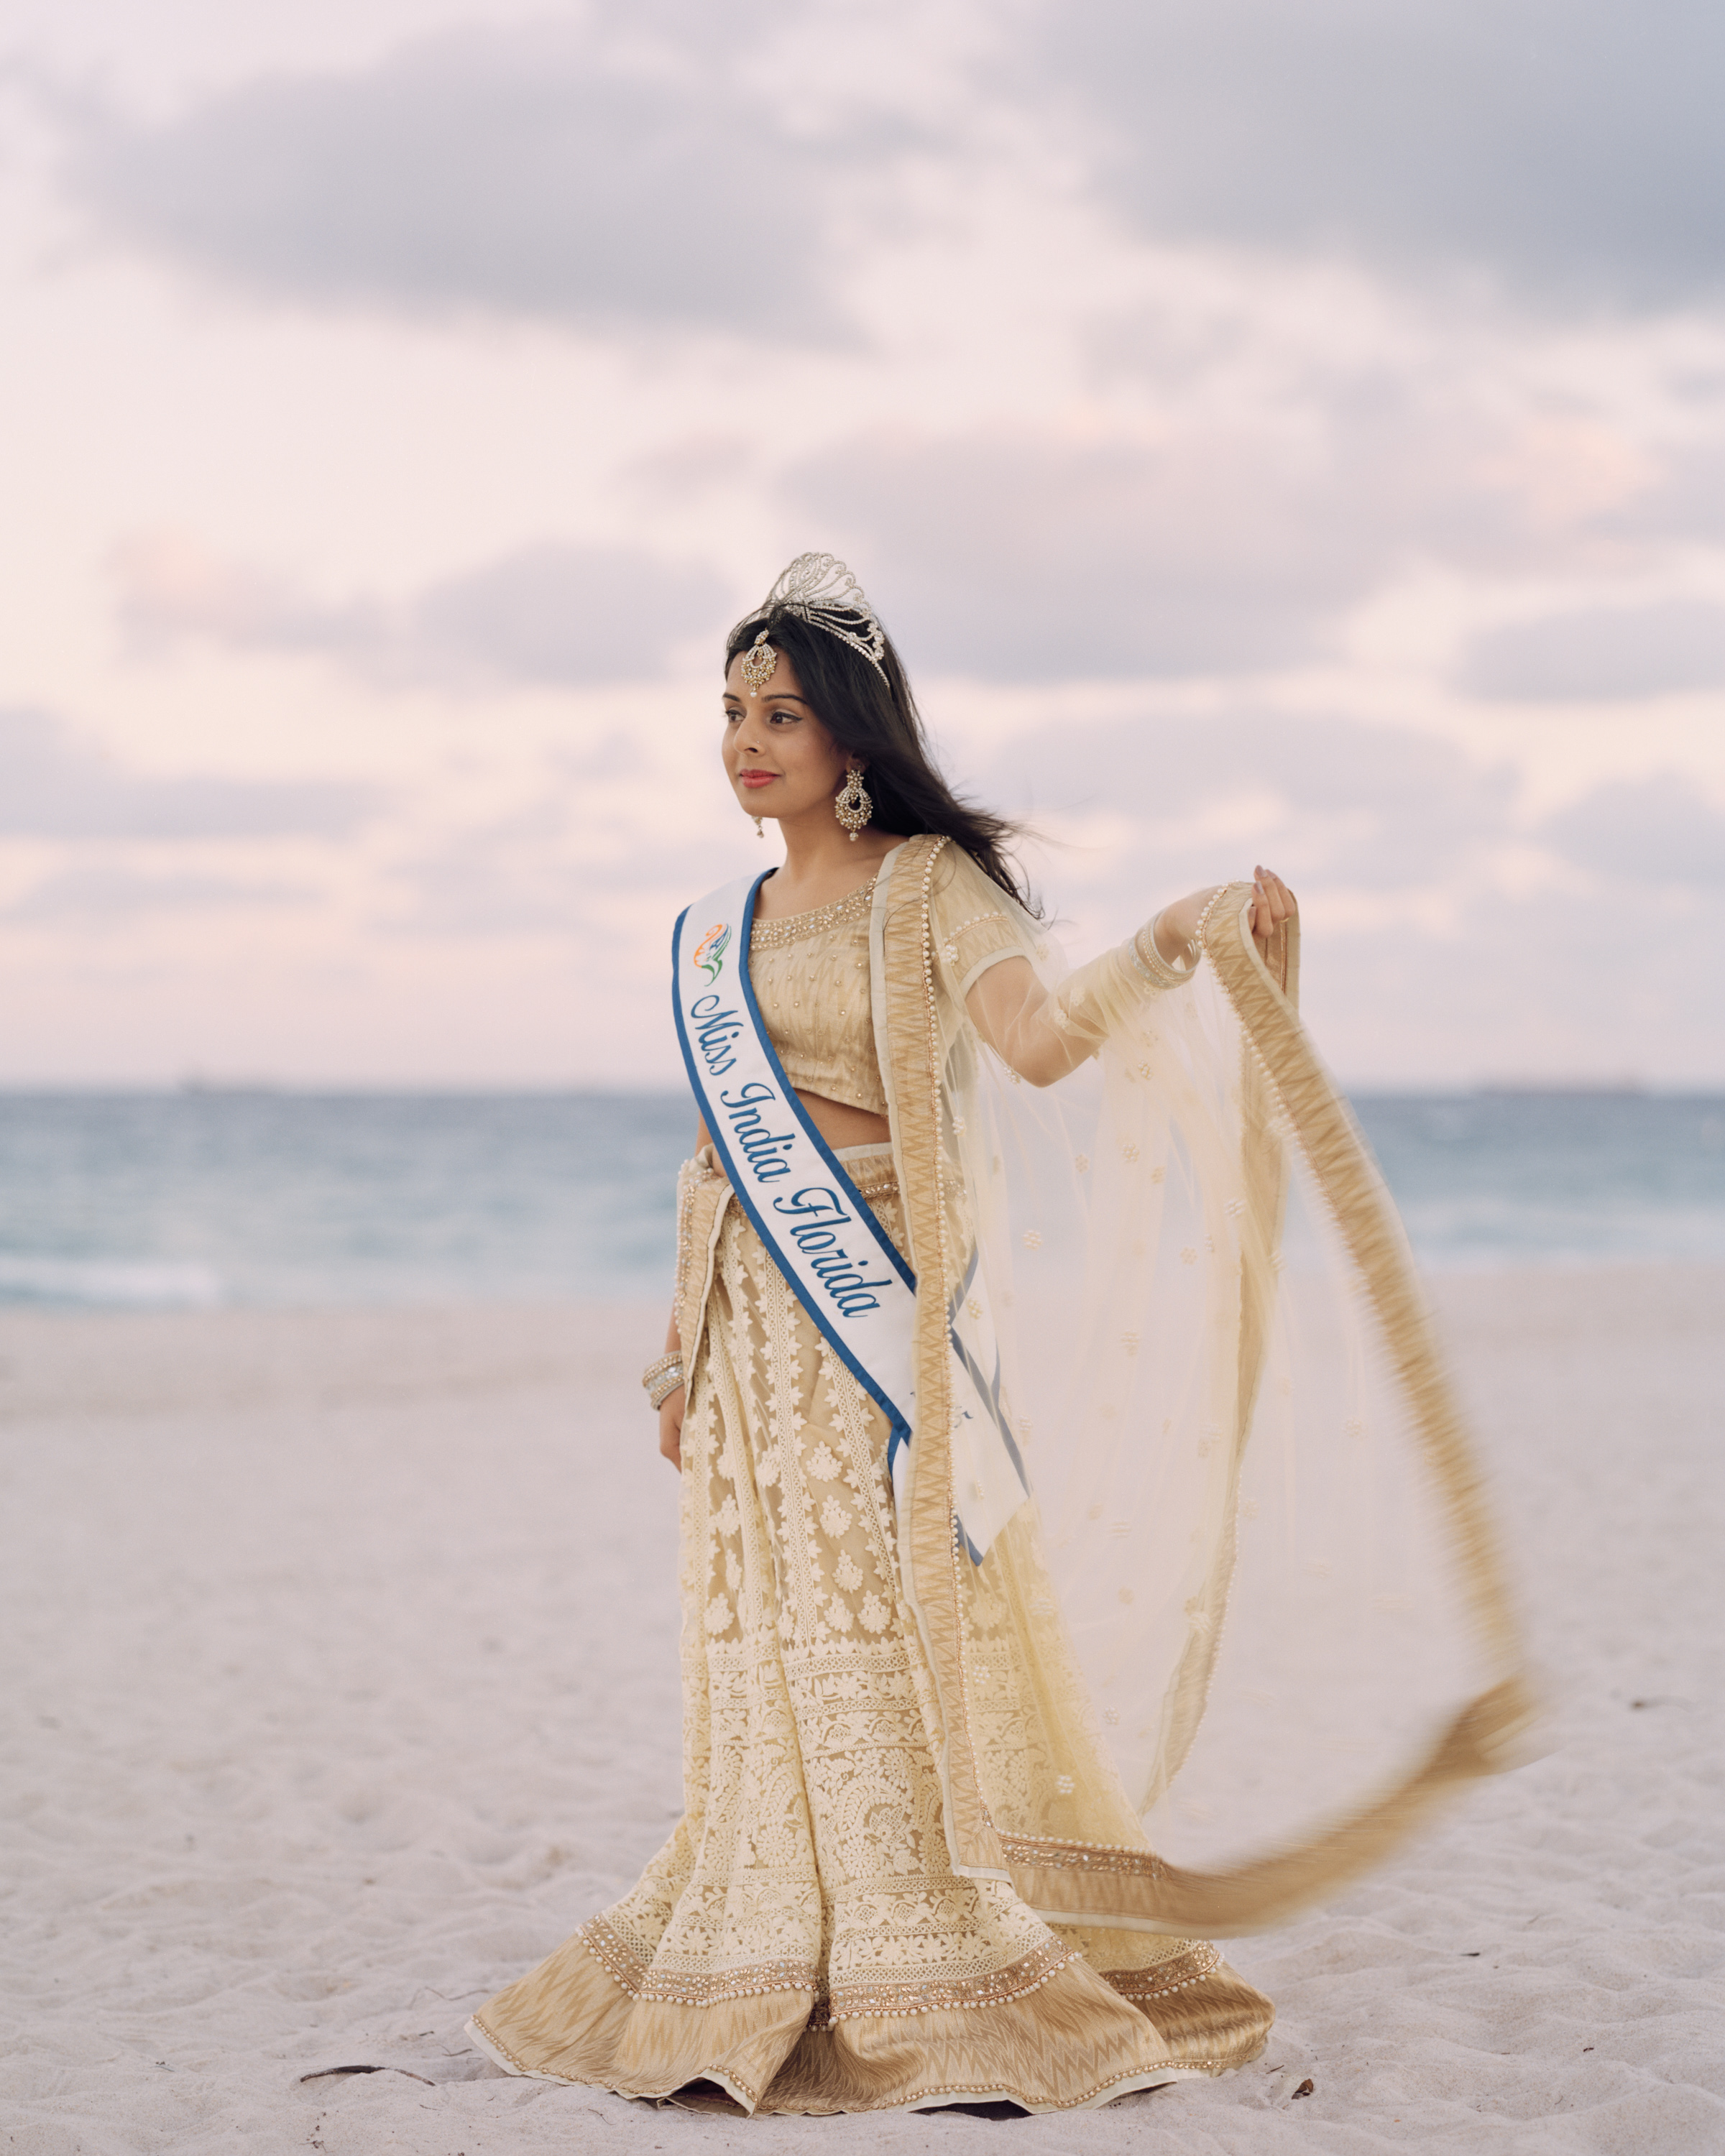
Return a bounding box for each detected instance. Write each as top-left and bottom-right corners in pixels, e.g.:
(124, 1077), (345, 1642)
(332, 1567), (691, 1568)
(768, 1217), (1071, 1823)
(584, 1192), (1065, 2021)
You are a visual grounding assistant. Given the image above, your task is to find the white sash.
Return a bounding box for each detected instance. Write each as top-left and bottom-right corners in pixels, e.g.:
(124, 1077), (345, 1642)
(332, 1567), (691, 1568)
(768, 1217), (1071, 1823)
(673, 870), (1027, 1557)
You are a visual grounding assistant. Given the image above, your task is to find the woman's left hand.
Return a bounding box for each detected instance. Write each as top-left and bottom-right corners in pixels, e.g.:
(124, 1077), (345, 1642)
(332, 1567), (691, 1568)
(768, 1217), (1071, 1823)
(1248, 865), (1296, 960)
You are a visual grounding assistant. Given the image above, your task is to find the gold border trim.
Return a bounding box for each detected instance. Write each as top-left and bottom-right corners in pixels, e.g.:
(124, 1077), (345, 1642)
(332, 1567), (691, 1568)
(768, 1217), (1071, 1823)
(882, 836), (1010, 1878)
(1099, 1942), (1223, 2005)
(824, 1938), (1077, 2022)
(579, 1917), (816, 2009)
(997, 1832), (1164, 1876)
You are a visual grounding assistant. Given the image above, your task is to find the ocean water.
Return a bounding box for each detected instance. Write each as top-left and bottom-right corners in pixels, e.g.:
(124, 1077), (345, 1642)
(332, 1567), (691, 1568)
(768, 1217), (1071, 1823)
(1, 1089), (1721, 1309)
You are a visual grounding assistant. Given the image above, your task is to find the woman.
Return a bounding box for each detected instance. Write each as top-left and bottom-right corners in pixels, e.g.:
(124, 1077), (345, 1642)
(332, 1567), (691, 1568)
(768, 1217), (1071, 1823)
(469, 556), (1531, 2116)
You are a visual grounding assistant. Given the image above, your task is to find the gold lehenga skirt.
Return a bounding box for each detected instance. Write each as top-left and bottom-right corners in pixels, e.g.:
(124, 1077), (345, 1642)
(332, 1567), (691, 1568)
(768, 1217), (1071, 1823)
(469, 1152), (1272, 2114)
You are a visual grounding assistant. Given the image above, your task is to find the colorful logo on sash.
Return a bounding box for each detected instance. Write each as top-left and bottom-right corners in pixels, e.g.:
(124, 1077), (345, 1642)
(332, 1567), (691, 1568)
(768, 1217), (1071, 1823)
(693, 922), (732, 982)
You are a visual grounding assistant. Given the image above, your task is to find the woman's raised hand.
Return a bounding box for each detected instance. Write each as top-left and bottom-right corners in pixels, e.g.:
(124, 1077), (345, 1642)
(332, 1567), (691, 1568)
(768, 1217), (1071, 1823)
(1251, 867), (1302, 962)
(1153, 869), (1297, 966)
(1248, 866), (1296, 961)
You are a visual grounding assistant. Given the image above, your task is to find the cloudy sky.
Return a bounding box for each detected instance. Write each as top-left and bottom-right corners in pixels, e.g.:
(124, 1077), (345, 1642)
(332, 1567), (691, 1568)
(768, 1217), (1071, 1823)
(4, 0), (1723, 1087)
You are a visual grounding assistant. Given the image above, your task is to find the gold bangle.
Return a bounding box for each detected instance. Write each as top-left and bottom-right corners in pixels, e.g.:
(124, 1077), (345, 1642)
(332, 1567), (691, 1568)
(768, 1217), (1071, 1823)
(1129, 920), (1190, 990)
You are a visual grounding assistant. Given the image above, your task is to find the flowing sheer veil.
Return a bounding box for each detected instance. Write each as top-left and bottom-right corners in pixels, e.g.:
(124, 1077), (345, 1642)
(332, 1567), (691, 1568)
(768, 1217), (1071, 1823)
(871, 837), (1534, 1935)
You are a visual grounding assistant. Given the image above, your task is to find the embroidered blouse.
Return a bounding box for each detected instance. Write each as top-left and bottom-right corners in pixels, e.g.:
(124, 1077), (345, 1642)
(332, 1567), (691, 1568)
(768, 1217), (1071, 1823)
(749, 860), (1026, 1116)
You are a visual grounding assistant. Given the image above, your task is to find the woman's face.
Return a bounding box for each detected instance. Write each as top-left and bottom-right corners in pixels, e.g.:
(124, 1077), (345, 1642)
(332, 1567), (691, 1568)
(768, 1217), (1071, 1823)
(722, 646), (851, 827)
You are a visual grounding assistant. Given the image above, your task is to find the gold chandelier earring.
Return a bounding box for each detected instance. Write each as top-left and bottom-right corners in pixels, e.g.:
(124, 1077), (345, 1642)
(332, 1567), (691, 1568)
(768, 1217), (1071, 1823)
(834, 767), (872, 841)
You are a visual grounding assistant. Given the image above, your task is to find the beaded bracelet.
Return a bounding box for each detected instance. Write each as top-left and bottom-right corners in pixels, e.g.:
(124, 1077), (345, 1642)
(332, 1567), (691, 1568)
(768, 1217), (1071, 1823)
(642, 1350), (685, 1410)
(1128, 913), (1196, 991)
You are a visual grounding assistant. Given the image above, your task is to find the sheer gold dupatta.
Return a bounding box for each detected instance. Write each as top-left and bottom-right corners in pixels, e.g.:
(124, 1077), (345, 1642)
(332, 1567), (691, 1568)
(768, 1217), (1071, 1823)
(873, 837), (1535, 1938)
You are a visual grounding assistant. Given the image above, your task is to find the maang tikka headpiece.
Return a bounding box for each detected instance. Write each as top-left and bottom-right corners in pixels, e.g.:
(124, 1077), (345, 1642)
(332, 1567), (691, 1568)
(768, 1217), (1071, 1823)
(733, 553), (888, 694)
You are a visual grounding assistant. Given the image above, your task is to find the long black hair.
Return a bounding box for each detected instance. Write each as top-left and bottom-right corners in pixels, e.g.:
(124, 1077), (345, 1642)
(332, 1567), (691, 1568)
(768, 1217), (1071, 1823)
(725, 606), (1039, 915)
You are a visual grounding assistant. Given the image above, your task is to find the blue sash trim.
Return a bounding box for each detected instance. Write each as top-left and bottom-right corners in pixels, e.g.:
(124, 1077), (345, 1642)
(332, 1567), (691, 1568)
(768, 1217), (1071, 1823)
(672, 871), (915, 1465)
(948, 1244), (1029, 1487)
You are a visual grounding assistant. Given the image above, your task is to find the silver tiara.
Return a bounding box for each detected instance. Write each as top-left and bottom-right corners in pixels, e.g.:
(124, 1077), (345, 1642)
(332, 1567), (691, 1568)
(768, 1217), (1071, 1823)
(732, 553), (888, 691)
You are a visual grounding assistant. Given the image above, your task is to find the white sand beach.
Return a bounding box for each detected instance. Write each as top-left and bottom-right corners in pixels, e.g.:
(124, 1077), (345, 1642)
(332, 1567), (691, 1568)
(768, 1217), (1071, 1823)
(2, 1268), (1721, 2155)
